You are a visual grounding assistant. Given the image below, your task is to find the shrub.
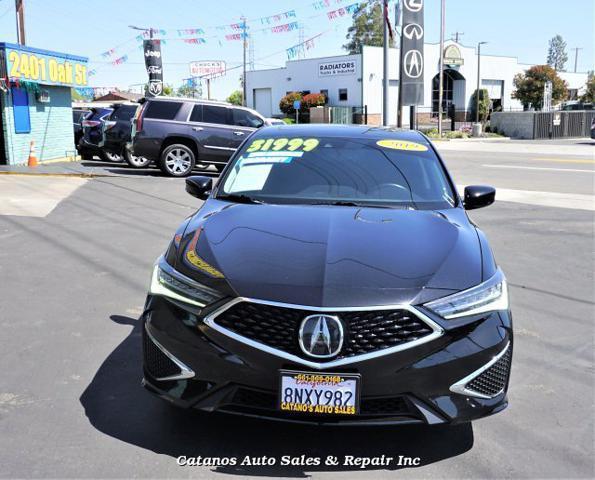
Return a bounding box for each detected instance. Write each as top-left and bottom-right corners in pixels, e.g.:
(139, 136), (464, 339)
(279, 92), (303, 116)
(302, 93), (326, 109)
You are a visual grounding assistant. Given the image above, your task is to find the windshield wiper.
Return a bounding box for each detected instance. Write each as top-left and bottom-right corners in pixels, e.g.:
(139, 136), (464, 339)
(217, 193), (265, 204)
(311, 200), (362, 207)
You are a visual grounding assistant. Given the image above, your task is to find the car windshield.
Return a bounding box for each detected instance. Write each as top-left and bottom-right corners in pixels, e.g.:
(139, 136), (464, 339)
(218, 135), (456, 209)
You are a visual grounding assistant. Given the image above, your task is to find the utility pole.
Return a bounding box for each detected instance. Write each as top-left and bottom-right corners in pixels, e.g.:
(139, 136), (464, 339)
(241, 16), (247, 106)
(382, 0), (389, 126)
(476, 41), (487, 124)
(15, 0), (26, 45)
(572, 47), (582, 73)
(437, 0), (445, 137)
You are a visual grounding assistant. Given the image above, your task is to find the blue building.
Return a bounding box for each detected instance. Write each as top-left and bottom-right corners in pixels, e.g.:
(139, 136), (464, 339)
(0, 43), (89, 165)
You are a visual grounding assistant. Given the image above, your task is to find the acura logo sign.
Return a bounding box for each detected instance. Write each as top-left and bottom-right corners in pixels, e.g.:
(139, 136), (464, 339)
(299, 315), (343, 358)
(403, 50), (424, 79)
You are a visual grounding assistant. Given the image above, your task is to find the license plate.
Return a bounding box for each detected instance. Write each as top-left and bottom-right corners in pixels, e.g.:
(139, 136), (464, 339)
(279, 370), (360, 415)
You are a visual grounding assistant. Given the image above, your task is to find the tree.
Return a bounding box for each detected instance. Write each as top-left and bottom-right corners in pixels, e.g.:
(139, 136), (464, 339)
(226, 90), (243, 105)
(343, 1), (394, 54)
(580, 71), (595, 103)
(469, 88), (491, 124)
(301, 93), (326, 109)
(513, 65), (568, 110)
(546, 35), (568, 72)
(177, 84), (197, 98)
(279, 92), (303, 116)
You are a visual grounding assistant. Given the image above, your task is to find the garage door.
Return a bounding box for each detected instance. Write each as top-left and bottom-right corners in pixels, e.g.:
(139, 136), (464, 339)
(253, 88), (272, 117)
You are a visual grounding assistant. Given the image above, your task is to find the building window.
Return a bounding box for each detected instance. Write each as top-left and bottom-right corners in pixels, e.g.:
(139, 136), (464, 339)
(338, 89), (348, 101)
(301, 90), (311, 96)
(568, 89), (578, 100)
(320, 89), (329, 104)
(12, 87), (31, 134)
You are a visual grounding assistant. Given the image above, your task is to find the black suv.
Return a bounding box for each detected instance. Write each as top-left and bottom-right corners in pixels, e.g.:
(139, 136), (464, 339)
(132, 97), (267, 177)
(103, 103), (150, 168)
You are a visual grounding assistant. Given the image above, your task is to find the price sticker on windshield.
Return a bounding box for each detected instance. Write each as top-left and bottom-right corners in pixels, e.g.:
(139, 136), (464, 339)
(376, 140), (428, 152)
(246, 137), (319, 153)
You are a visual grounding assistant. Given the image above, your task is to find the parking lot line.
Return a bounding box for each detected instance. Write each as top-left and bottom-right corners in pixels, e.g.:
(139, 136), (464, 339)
(532, 158), (595, 165)
(482, 164), (595, 174)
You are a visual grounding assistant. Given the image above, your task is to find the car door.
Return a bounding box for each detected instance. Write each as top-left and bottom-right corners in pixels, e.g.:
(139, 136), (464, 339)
(229, 108), (264, 149)
(104, 105), (135, 152)
(186, 104), (239, 163)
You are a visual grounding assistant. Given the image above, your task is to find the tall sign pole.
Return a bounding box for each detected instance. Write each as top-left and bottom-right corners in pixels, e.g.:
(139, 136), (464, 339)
(438, 0), (445, 137)
(242, 16), (247, 106)
(15, 0), (26, 45)
(382, 0), (390, 126)
(400, 0), (425, 128)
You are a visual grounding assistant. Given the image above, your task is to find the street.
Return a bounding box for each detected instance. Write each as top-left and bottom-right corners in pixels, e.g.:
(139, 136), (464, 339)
(0, 139), (593, 479)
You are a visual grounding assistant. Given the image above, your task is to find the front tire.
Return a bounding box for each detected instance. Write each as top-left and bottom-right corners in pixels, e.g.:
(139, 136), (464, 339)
(159, 144), (195, 177)
(123, 148), (151, 168)
(101, 149), (123, 163)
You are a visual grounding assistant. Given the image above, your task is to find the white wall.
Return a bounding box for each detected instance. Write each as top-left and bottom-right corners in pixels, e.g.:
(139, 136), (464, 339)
(246, 54), (362, 116)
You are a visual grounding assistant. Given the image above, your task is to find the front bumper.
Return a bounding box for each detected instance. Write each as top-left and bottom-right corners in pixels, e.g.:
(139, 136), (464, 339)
(141, 295), (513, 425)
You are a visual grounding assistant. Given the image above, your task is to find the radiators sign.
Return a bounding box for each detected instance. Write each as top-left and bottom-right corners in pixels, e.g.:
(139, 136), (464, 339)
(143, 40), (163, 97)
(2, 43), (88, 87)
(318, 60), (356, 77)
(400, 0), (424, 105)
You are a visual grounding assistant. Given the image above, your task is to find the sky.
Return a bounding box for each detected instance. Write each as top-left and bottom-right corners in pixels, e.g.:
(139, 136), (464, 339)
(0, 0), (593, 100)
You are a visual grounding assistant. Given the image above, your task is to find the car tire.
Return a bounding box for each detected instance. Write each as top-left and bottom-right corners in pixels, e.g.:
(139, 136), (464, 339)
(100, 149), (123, 163)
(123, 148), (151, 168)
(159, 144), (196, 177)
(80, 152), (93, 160)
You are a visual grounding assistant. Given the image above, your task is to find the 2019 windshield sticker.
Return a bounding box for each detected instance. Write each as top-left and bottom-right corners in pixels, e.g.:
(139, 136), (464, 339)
(376, 140), (428, 152)
(184, 228), (225, 279)
(246, 137), (319, 153)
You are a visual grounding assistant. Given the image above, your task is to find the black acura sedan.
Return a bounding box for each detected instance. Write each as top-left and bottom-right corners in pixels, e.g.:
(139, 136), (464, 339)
(141, 125), (512, 425)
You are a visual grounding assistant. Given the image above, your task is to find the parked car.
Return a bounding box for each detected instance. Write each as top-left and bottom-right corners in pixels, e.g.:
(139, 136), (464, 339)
(78, 107), (122, 162)
(266, 117), (285, 126)
(72, 108), (90, 148)
(561, 101), (593, 111)
(591, 117), (595, 139)
(102, 103), (150, 168)
(132, 97), (266, 177)
(141, 125), (513, 425)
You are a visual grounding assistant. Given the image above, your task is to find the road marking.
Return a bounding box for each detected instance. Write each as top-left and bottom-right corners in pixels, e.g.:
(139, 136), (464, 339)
(533, 158), (595, 165)
(0, 176), (87, 217)
(483, 164), (594, 174)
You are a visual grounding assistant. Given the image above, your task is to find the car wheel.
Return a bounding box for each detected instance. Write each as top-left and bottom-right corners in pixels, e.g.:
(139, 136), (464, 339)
(80, 152), (93, 160)
(101, 150), (123, 163)
(159, 144), (195, 177)
(123, 148), (151, 168)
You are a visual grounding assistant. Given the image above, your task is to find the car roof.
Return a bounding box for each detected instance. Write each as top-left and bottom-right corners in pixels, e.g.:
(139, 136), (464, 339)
(254, 124), (430, 142)
(145, 96), (230, 106)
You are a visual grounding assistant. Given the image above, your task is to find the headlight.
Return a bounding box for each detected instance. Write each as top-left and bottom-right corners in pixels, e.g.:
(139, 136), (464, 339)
(424, 269), (508, 319)
(149, 257), (224, 307)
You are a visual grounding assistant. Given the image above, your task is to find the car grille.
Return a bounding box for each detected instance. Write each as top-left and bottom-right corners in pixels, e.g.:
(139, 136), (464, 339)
(466, 346), (512, 397)
(143, 329), (182, 380)
(212, 301), (434, 361)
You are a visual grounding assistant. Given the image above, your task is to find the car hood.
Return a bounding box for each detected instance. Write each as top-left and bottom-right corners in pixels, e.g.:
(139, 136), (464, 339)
(177, 202), (482, 307)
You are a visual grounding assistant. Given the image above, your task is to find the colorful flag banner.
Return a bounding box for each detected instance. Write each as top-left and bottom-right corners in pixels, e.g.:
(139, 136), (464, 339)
(101, 48), (116, 58)
(286, 32), (324, 59)
(111, 54), (128, 66)
(260, 9), (296, 25)
(183, 38), (206, 44)
(271, 21), (299, 33)
(225, 33), (248, 41)
(177, 28), (205, 36)
(327, 3), (359, 20)
(312, 0), (332, 10)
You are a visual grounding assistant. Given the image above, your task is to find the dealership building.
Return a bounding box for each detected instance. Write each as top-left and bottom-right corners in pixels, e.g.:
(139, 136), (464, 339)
(246, 41), (589, 124)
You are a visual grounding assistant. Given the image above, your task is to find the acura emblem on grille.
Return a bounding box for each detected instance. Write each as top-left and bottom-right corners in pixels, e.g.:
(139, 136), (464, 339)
(298, 315), (344, 358)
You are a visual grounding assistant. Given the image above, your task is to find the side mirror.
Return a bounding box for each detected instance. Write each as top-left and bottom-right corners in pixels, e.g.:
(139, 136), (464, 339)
(464, 185), (496, 210)
(185, 176), (213, 200)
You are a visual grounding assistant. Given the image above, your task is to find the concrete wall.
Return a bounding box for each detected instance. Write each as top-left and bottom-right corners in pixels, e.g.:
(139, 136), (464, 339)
(490, 111), (535, 138)
(1, 86), (75, 165)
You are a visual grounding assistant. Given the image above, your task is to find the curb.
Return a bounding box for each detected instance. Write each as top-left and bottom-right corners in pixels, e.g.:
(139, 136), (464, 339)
(0, 171), (108, 178)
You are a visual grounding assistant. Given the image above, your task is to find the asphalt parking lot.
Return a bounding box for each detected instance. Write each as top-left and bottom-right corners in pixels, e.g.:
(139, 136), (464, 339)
(0, 139), (593, 479)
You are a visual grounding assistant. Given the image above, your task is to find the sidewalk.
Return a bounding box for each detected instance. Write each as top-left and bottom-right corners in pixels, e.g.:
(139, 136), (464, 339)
(0, 161), (116, 177)
(435, 138), (594, 157)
